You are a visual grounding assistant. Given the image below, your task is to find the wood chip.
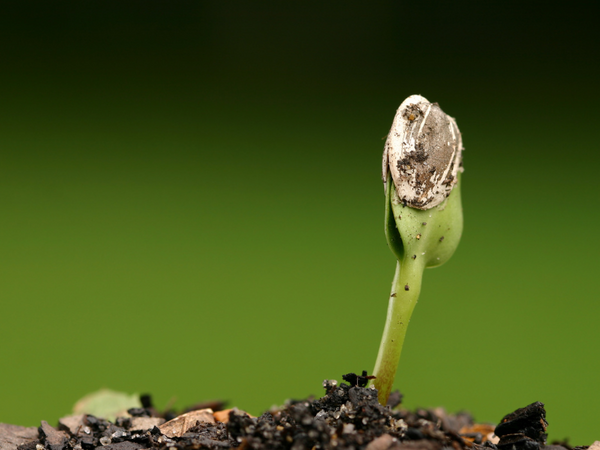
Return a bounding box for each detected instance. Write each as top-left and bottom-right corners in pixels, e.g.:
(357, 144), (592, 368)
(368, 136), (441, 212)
(39, 421), (69, 450)
(213, 409), (233, 423)
(158, 408), (215, 438)
(58, 414), (86, 435)
(460, 423), (497, 443)
(0, 423), (39, 450)
(213, 408), (255, 423)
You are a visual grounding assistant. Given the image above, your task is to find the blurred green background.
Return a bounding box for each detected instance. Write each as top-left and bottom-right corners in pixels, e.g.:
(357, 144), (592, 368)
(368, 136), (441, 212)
(1, 1), (599, 444)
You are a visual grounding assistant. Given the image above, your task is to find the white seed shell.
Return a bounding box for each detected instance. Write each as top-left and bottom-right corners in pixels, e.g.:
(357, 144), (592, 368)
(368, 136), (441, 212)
(383, 95), (463, 209)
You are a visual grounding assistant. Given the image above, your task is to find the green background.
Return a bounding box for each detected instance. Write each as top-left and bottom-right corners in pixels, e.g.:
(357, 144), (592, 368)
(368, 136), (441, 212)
(1, 1), (599, 444)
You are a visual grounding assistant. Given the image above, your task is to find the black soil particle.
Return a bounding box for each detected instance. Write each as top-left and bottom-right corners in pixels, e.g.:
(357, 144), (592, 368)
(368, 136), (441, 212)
(5, 380), (581, 450)
(495, 401), (548, 450)
(413, 143), (429, 164)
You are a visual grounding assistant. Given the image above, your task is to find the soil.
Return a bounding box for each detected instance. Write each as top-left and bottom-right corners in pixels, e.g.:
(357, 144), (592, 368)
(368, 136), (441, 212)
(0, 374), (593, 450)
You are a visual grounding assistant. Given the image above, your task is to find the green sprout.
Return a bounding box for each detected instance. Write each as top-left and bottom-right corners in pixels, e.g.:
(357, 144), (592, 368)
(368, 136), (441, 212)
(371, 95), (464, 405)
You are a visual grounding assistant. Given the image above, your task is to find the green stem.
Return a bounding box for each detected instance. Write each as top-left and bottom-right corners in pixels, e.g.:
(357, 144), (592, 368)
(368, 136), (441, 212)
(372, 254), (425, 405)
(371, 174), (462, 405)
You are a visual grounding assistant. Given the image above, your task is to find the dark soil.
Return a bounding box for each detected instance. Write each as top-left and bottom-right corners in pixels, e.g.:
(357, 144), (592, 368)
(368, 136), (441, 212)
(0, 374), (590, 450)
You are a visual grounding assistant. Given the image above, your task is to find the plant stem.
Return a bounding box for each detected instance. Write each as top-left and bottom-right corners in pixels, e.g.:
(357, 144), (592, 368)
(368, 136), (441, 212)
(372, 254), (425, 405)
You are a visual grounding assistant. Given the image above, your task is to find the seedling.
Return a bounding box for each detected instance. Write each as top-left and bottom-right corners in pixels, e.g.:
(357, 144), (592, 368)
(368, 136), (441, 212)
(371, 95), (464, 405)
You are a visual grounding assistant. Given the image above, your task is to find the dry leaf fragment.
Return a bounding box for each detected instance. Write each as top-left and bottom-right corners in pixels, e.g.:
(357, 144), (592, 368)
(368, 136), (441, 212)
(158, 408), (215, 438)
(72, 389), (141, 422)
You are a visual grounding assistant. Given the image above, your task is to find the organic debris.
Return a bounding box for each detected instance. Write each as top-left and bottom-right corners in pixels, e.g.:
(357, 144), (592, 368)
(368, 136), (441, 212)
(342, 371), (377, 388)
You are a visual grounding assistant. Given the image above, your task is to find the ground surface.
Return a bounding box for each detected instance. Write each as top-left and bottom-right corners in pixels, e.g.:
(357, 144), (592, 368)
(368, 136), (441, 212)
(0, 375), (593, 450)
